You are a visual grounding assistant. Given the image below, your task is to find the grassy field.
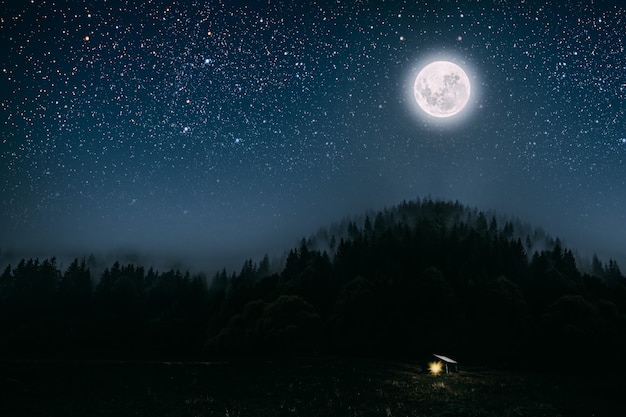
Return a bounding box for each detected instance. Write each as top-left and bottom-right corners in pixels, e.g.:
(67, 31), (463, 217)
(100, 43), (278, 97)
(0, 358), (620, 416)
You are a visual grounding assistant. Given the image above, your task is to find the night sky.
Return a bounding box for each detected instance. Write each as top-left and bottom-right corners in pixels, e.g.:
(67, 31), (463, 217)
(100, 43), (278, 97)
(2, 0), (625, 271)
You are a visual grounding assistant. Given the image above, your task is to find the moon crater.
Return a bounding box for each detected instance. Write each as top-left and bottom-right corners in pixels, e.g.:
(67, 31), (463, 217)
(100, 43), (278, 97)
(413, 61), (471, 118)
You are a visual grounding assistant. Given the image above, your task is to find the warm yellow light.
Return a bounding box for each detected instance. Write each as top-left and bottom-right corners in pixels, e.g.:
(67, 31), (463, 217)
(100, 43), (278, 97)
(429, 361), (443, 375)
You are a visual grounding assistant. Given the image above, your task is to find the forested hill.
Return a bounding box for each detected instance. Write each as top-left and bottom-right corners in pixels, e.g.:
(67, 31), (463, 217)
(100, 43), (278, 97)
(1, 198), (625, 370)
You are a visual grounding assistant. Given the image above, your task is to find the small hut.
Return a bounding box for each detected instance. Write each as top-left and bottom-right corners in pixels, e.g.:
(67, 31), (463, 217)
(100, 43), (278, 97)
(432, 354), (458, 374)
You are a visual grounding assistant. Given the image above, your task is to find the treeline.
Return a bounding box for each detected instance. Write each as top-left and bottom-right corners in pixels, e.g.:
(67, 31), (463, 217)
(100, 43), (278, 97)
(0, 259), (211, 358)
(1, 198), (625, 370)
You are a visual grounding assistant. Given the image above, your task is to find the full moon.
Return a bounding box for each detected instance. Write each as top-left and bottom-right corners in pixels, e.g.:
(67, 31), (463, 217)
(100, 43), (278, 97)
(413, 61), (471, 118)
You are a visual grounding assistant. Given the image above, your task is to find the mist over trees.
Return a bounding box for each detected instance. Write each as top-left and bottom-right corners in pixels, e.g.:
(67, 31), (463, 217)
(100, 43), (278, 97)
(1, 198), (625, 371)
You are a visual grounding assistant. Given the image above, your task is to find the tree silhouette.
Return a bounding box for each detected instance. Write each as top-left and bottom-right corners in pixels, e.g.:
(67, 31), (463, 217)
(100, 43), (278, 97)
(59, 258), (92, 319)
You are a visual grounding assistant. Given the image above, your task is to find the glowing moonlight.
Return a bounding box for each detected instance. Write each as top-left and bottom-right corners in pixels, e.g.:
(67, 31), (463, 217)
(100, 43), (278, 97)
(414, 61), (471, 118)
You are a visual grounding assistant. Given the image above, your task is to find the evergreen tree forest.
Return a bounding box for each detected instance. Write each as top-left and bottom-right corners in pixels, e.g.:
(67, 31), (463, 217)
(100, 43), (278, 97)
(1, 198), (625, 371)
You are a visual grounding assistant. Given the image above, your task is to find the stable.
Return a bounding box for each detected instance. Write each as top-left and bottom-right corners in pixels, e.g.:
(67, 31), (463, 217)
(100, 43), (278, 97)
(432, 354), (458, 374)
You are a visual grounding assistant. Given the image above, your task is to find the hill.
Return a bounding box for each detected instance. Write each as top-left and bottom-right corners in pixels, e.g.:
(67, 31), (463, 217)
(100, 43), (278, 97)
(1, 197), (625, 370)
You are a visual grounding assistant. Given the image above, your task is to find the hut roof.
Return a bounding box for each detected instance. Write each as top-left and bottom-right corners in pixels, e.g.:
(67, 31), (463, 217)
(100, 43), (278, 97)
(433, 354), (457, 364)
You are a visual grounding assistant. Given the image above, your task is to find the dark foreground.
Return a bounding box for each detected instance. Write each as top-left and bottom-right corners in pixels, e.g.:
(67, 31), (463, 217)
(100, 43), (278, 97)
(0, 358), (620, 416)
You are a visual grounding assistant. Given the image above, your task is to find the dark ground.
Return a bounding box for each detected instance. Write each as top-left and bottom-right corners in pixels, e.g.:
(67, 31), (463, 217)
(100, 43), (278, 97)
(0, 358), (621, 416)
